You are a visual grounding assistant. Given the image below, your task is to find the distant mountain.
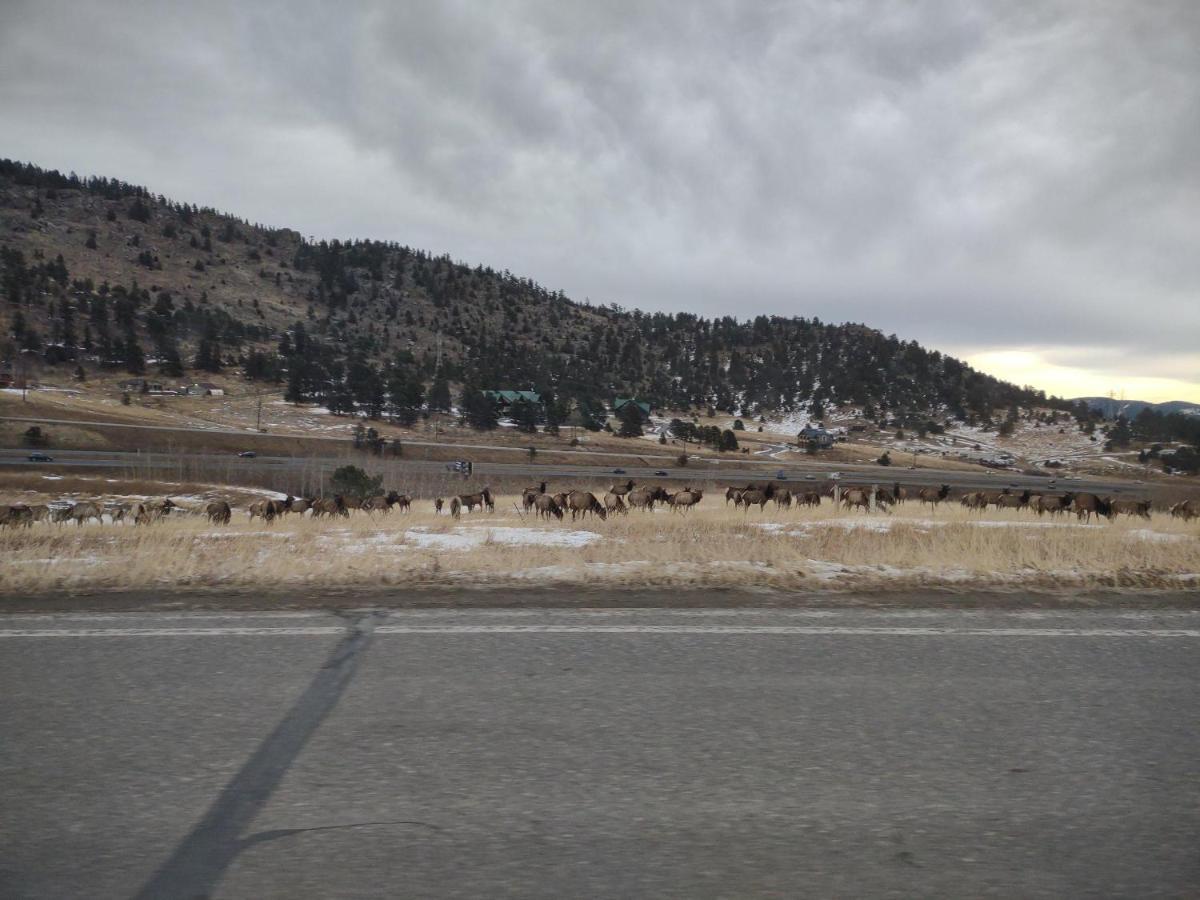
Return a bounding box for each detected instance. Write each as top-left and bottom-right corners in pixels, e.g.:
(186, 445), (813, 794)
(1, 158), (1064, 420)
(1074, 397), (1200, 419)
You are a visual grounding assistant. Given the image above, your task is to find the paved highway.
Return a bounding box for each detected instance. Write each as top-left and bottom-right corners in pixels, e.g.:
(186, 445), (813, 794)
(1, 607), (1197, 898)
(0, 446), (1142, 495)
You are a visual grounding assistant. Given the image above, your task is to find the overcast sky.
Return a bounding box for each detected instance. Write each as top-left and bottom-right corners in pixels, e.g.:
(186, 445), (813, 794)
(2, 0), (1197, 401)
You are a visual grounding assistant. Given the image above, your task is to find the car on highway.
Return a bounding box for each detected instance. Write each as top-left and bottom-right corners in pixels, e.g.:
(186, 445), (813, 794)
(654, 470), (668, 476)
(237, 450), (257, 458)
(612, 468), (627, 474)
(27, 452), (54, 462)
(776, 470), (788, 480)
(804, 474), (816, 480)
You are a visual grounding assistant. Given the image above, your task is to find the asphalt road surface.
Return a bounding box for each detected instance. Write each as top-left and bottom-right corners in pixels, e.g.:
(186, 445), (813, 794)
(2, 607), (1197, 899)
(0, 446), (1141, 496)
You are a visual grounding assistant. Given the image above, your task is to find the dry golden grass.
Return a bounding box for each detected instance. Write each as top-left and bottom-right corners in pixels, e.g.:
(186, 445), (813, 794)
(2, 492), (1197, 595)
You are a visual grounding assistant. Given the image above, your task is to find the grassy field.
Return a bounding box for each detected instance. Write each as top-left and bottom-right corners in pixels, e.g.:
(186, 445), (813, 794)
(3, 488), (1197, 596)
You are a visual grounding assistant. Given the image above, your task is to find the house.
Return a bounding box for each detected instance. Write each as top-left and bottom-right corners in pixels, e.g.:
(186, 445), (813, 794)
(483, 390), (541, 409)
(182, 382), (225, 397)
(798, 425), (835, 448)
(612, 397), (651, 418)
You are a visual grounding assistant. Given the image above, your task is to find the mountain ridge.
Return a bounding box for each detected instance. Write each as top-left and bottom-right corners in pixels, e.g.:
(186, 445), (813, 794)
(1072, 397), (1200, 420)
(1, 158), (1068, 422)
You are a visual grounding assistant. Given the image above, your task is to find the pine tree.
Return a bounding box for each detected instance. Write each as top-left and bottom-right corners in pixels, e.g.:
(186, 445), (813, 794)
(617, 402), (644, 438)
(195, 337), (222, 372)
(387, 366), (425, 425)
(128, 197), (151, 223)
(428, 377), (452, 413)
(461, 387), (499, 430)
(159, 343), (184, 377)
(123, 331), (146, 374)
(510, 398), (540, 434)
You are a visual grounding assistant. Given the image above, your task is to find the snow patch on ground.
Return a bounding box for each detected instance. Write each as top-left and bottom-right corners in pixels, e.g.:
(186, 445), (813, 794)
(403, 527), (603, 550)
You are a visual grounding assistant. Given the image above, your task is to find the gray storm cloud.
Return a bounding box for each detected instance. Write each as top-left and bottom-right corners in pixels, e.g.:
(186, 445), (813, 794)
(1, 0), (1197, 384)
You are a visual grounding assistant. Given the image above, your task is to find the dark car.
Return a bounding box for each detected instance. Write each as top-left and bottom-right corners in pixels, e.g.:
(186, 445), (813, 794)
(776, 470), (788, 480)
(655, 470), (668, 476)
(612, 468), (627, 474)
(28, 452), (54, 462)
(237, 450), (257, 458)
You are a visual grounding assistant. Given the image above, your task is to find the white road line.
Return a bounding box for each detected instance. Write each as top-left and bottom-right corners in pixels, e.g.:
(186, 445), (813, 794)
(1, 625), (1198, 638)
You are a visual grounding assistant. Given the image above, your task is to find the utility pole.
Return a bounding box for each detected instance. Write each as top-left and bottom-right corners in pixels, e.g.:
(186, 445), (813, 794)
(255, 388), (263, 432)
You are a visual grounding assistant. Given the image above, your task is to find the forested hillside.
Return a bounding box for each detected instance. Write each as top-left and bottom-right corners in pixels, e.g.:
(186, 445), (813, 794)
(2, 159), (1058, 423)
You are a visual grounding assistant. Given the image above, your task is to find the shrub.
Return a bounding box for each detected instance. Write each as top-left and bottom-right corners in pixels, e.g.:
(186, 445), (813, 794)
(330, 465), (382, 499)
(22, 426), (48, 448)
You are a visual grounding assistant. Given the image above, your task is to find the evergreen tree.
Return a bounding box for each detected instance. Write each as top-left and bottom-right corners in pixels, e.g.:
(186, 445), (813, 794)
(123, 330), (146, 374)
(387, 365), (425, 425)
(195, 337), (222, 372)
(719, 429), (739, 451)
(461, 387), (499, 430)
(617, 402), (644, 438)
(510, 398), (540, 433)
(128, 197), (151, 223)
(285, 361), (306, 403)
(159, 342), (184, 377)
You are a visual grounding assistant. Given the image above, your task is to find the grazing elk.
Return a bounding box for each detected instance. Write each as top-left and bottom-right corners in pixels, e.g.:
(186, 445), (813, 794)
(450, 497), (462, 519)
(434, 497), (444, 515)
(533, 493), (563, 520)
(737, 483), (774, 512)
(361, 491), (403, 514)
(996, 489), (1032, 510)
(311, 496), (349, 519)
(565, 490), (607, 521)
(522, 482), (547, 512)
(206, 500), (232, 525)
(797, 490), (821, 508)
(918, 484), (951, 508)
(1169, 500), (1196, 521)
(1030, 493), (1071, 516)
(1111, 498), (1152, 519)
(773, 489), (793, 509)
(627, 486), (669, 511)
(667, 488), (703, 513)
(1072, 492), (1113, 522)
(603, 492), (628, 515)
(69, 501), (104, 527)
(607, 479), (635, 497)
(287, 497), (317, 516)
(0, 504), (34, 528)
(457, 487), (494, 514)
(841, 487), (889, 513)
(725, 486), (741, 506)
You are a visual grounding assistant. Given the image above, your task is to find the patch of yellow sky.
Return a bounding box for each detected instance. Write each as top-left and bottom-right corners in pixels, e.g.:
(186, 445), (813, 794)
(963, 349), (1200, 404)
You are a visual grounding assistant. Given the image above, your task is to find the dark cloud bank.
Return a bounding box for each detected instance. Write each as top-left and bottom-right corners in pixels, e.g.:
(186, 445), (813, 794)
(2, 0), (1197, 393)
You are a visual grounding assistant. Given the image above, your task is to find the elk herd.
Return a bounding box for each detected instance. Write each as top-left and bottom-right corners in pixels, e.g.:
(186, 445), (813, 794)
(1, 482), (1196, 531)
(520, 481), (704, 521)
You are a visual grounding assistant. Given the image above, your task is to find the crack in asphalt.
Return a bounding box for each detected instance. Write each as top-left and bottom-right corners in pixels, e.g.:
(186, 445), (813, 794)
(133, 611), (383, 900)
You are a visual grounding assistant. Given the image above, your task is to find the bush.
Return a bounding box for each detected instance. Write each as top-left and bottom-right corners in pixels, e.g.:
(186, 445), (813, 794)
(330, 465), (382, 500)
(22, 426), (48, 448)
(676, 453), (689, 467)
(877, 451), (892, 466)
